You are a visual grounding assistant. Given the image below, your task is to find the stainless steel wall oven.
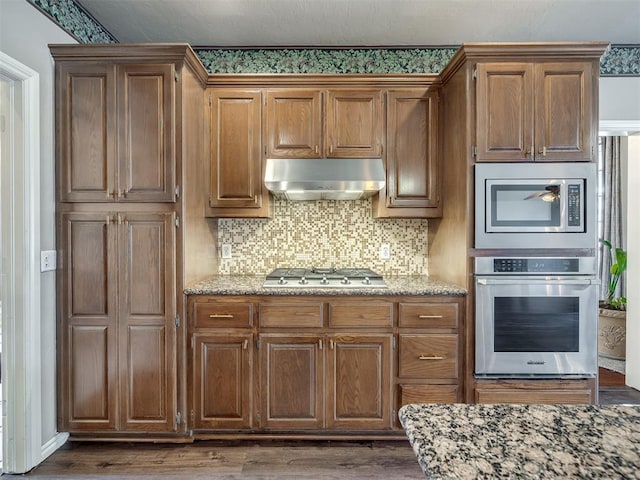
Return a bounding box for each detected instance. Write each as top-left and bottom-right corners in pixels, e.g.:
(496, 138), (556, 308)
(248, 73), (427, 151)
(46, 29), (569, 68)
(475, 257), (599, 378)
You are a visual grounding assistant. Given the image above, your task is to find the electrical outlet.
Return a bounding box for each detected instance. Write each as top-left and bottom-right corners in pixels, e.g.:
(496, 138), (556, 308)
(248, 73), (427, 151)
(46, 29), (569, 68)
(379, 244), (390, 260)
(221, 244), (232, 259)
(41, 250), (57, 272)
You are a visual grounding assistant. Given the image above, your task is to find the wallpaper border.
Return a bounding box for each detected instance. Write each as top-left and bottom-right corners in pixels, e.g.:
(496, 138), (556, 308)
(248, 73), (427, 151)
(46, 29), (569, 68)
(28, 0), (640, 76)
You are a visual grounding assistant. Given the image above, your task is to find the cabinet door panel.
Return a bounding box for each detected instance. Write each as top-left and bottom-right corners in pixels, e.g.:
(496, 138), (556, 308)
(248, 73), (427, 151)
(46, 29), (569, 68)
(59, 213), (117, 431)
(210, 89), (263, 208)
(326, 90), (382, 157)
(399, 334), (458, 379)
(327, 335), (392, 429)
(535, 62), (593, 161)
(476, 63), (534, 162)
(119, 212), (176, 431)
(193, 334), (253, 429)
(386, 89), (440, 208)
(266, 90), (322, 158)
(260, 335), (323, 429)
(117, 64), (175, 202)
(58, 63), (116, 202)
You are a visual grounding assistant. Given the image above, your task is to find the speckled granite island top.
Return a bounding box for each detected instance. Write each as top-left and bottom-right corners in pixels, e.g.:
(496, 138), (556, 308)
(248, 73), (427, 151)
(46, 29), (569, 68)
(184, 275), (466, 296)
(399, 403), (640, 479)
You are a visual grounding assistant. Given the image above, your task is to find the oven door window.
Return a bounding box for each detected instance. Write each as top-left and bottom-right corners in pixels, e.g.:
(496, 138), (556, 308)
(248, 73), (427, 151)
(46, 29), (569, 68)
(489, 183), (561, 228)
(494, 296), (579, 352)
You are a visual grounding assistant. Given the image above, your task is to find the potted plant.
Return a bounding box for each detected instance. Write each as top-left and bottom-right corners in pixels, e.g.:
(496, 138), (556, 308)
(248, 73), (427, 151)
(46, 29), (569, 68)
(598, 240), (627, 360)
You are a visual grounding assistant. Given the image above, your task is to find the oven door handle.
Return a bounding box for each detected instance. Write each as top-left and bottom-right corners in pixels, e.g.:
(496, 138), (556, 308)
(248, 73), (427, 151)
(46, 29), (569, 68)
(476, 278), (598, 285)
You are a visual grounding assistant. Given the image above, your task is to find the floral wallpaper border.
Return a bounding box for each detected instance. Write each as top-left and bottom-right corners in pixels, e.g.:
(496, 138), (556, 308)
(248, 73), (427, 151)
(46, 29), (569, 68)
(27, 0), (640, 76)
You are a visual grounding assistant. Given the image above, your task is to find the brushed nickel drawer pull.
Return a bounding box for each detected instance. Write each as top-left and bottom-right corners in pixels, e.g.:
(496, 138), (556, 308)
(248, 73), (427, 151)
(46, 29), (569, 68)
(209, 314), (234, 319)
(418, 315), (443, 319)
(243, 339), (248, 350)
(419, 355), (444, 360)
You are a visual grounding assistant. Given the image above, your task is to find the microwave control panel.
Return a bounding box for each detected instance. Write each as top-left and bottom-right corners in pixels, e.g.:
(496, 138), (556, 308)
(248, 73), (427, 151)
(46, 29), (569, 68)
(567, 184), (582, 227)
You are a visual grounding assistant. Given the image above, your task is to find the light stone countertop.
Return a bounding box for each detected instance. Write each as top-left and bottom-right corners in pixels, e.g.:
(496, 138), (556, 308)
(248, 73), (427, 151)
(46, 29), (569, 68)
(184, 275), (466, 296)
(399, 403), (640, 480)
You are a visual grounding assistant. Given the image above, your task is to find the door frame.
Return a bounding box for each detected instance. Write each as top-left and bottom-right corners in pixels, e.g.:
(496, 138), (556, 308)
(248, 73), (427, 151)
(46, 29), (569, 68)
(0, 51), (68, 474)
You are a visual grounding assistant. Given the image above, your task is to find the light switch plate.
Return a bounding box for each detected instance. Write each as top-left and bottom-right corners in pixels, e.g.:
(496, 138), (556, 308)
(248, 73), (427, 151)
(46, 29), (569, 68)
(221, 244), (232, 259)
(380, 244), (390, 260)
(41, 250), (57, 272)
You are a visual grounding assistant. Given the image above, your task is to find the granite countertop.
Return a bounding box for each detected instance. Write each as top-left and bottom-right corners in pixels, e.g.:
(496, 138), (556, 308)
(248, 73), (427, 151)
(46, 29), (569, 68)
(184, 275), (466, 296)
(399, 403), (640, 479)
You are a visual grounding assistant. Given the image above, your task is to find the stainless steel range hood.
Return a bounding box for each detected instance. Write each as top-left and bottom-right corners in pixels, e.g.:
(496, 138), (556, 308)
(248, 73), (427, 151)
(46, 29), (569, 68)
(264, 157), (385, 201)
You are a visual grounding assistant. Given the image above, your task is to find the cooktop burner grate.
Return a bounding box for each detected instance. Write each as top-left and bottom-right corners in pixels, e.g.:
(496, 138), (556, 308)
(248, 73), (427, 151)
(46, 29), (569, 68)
(264, 267), (386, 288)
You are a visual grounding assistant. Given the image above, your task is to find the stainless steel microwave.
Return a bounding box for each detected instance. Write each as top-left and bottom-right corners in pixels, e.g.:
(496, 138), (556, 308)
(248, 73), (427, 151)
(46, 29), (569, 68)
(474, 163), (597, 249)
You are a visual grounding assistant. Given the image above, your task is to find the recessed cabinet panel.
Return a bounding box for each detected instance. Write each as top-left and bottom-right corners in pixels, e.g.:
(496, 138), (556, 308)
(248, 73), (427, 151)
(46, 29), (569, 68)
(266, 90), (322, 158)
(260, 335), (323, 429)
(328, 303), (393, 328)
(194, 334), (253, 429)
(58, 63), (115, 202)
(259, 303), (323, 328)
(386, 89), (440, 209)
(476, 63), (533, 161)
(67, 324), (117, 429)
(327, 335), (392, 429)
(399, 385), (459, 406)
(535, 62), (593, 161)
(117, 64), (175, 202)
(210, 90), (263, 209)
(326, 90), (382, 157)
(121, 325), (168, 426)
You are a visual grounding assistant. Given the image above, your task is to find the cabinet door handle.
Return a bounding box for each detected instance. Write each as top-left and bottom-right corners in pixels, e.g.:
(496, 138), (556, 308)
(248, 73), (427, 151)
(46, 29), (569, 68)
(418, 315), (443, 319)
(209, 314), (234, 318)
(314, 145), (319, 154)
(243, 339), (248, 350)
(318, 339), (323, 350)
(329, 339), (335, 350)
(525, 146), (533, 158)
(107, 190), (116, 199)
(419, 355), (444, 360)
(538, 146), (547, 156)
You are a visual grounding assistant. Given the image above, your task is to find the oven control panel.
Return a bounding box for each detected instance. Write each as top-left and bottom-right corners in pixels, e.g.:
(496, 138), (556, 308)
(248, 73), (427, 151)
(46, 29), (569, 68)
(475, 257), (596, 275)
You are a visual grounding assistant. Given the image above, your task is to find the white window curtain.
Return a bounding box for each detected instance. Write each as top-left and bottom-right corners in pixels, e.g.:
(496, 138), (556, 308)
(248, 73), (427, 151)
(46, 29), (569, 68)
(598, 136), (626, 301)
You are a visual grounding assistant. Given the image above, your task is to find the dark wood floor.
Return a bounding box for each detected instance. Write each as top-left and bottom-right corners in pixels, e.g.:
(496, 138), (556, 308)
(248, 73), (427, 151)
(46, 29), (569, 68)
(6, 367), (638, 479)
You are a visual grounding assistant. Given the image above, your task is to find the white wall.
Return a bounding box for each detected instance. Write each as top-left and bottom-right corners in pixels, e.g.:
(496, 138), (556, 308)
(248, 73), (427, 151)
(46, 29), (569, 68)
(600, 76), (640, 389)
(0, 0), (76, 453)
(626, 136), (640, 389)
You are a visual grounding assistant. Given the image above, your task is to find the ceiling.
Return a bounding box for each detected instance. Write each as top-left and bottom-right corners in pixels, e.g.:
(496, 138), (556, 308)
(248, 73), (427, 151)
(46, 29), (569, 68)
(76, 0), (640, 47)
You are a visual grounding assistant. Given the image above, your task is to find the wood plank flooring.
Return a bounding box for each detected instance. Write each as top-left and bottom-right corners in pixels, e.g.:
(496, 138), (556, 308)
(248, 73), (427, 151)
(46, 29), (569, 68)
(3, 440), (425, 479)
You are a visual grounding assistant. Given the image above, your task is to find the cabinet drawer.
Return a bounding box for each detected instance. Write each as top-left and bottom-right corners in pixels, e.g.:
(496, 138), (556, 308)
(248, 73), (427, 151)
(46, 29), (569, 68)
(399, 303), (459, 328)
(399, 334), (458, 379)
(194, 302), (253, 328)
(399, 385), (459, 406)
(475, 388), (593, 405)
(329, 303), (393, 328)
(259, 303), (323, 328)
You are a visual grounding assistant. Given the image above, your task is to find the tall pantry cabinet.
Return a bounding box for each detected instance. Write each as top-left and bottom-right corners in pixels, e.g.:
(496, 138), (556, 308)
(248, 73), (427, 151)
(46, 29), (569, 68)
(51, 44), (212, 436)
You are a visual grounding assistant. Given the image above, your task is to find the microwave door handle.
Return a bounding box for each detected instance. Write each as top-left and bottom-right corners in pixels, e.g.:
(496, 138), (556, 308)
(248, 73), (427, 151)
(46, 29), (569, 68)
(477, 278), (598, 285)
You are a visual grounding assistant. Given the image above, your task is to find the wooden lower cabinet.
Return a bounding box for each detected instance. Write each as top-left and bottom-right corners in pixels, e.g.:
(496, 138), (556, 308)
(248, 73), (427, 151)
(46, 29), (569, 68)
(59, 211), (177, 433)
(259, 334), (324, 430)
(192, 333), (253, 429)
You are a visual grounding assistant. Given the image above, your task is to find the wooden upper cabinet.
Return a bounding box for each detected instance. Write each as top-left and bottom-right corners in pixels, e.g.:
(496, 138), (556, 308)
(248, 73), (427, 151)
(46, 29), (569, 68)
(266, 90), (322, 158)
(475, 61), (594, 162)
(326, 90), (383, 158)
(534, 62), (594, 162)
(265, 89), (383, 159)
(208, 89), (268, 216)
(116, 64), (176, 202)
(57, 62), (177, 202)
(383, 89), (440, 213)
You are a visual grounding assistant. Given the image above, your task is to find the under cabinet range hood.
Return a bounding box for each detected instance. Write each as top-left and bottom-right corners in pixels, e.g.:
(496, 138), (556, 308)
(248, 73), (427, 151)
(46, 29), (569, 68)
(264, 157), (385, 201)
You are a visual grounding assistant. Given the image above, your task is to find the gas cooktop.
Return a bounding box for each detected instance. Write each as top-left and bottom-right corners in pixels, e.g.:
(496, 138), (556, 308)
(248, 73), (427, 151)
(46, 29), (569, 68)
(263, 267), (387, 288)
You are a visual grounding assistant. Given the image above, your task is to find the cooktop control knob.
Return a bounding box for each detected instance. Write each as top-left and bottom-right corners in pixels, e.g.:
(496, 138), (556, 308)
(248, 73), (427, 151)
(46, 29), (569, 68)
(341, 276), (351, 285)
(320, 275), (329, 285)
(362, 276), (371, 285)
(278, 276), (287, 285)
(299, 276), (308, 285)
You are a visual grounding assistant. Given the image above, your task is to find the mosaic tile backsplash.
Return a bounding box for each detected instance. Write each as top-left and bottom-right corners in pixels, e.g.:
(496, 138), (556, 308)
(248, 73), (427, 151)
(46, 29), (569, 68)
(218, 199), (428, 276)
